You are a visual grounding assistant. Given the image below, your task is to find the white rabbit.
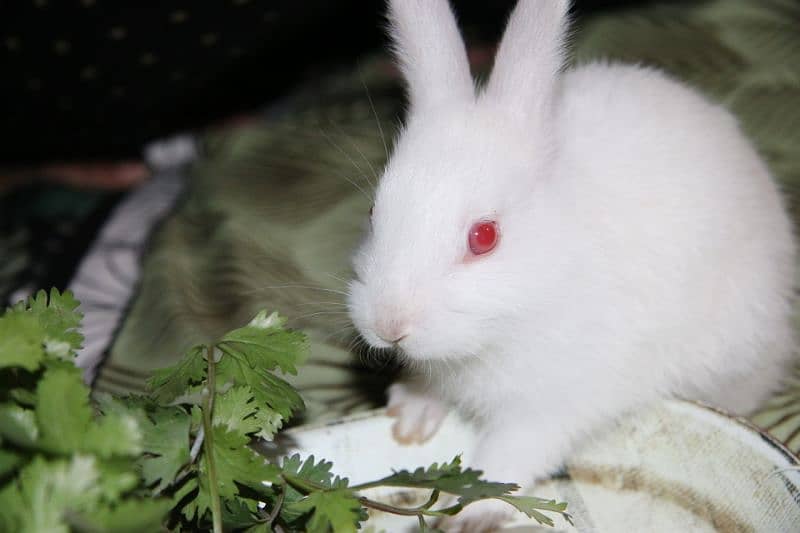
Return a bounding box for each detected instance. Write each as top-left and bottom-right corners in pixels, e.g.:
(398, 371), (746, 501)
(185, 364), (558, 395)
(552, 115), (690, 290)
(347, 0), (797, 530)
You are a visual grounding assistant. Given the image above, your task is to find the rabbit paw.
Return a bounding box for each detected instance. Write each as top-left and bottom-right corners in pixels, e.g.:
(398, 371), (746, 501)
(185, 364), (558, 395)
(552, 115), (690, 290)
(438, 499), (514, 532)
(385, 382), (447, 445)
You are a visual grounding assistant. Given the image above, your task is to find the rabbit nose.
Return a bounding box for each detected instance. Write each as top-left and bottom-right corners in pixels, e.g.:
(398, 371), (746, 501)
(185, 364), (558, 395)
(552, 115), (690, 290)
(375, 317), (410, 344)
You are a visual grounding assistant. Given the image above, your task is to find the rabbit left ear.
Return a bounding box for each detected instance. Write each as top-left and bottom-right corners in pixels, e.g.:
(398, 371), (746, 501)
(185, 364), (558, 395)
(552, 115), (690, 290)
(481, 0), (571, 123)
(387, 0), (475, 114)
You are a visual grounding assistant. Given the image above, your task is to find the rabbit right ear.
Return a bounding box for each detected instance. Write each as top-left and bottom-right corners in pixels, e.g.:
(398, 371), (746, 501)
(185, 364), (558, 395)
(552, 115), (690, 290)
(482, 0), (570, 124)
(387, 0), (475, 113)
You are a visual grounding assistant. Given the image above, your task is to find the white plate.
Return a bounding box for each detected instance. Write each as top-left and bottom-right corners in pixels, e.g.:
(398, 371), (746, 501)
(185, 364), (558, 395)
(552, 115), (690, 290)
(285, 400), (800, 532)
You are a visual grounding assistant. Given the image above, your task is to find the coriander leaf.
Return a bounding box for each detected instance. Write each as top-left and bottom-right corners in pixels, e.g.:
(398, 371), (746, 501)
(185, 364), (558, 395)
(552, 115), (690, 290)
(0, 448), (22, 477)
(8, 387), (36, 407)
(92, 460), (140, 502)
(147, 345), (207, 403)
(289, 489), (363, 533)
(5, 455), (103, 533)
(372, 456), (518, 503)
(0, 403), (39, 447)
(36, 367), (143, 458)
(174, 477), (201, 521)
(77, 498), (172, 533)
(212, 385), (261, 436)
(281, 454), (336, 488)
(137, 406), (192, 492)
(193, 426), (280, 518)
(0, 477), (25, 532)
(0, 311), (44, 371)
(218, 310), (308, 376)
(215, 355), (303, 432)
(278, 455), (350, 524)
(220, 496), (262, 529)
(28, 289), (83, 359)
(35, 366), (92, 453)
(497, 496), (573, 527)
(88, 412), (143, 458)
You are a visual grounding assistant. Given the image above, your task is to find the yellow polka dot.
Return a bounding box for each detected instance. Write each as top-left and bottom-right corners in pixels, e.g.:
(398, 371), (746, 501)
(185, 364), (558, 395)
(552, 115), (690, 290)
(5, 36), (20, 51)
(201, 33), (218, 46)
(80, 66), (97, 80)
(140, 52), (157, 66)
(53, 40), (71, 55)
(109, 26), (127, 40)
(170, 10), (188, 23)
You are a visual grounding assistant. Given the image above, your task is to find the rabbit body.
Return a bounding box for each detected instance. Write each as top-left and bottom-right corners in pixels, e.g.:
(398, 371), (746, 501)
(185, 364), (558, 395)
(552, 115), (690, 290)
(348, 1), (796, 530)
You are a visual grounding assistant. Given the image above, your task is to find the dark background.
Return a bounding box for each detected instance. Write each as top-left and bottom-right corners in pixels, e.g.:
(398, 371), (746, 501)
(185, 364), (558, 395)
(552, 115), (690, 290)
(0, 0), (657, 165)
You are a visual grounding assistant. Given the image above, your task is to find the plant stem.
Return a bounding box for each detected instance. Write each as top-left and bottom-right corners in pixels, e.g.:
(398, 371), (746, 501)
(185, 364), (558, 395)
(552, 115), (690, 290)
(265, 486), (285, 526)
(284, 473), (459, 520)
(357, 496), (424, 516)
(202, 345), (223, 533)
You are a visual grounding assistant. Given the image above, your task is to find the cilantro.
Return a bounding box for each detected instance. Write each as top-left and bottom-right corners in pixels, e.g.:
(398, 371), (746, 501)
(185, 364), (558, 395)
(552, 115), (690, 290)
(0, 311), (44, 371)
(0, 403), (38, 448)
(0, 293), (570, 532)
(289, 489), (364, 533)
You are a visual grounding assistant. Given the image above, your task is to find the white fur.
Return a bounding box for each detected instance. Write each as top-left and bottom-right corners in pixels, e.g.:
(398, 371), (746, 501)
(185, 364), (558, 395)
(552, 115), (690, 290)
(349, 1), (797, 530)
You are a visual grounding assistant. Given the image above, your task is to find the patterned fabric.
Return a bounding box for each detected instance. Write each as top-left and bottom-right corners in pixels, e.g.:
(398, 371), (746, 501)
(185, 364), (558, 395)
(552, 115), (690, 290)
(91, 0), (800, 442)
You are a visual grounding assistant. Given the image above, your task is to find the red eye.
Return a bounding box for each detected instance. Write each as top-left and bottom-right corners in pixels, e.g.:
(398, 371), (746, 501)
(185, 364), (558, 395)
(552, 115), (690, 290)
(468, 221), (499, 255)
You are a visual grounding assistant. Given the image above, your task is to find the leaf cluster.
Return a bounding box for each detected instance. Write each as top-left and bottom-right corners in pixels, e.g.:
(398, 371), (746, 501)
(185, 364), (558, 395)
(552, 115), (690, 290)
(0, 292), (571, 532)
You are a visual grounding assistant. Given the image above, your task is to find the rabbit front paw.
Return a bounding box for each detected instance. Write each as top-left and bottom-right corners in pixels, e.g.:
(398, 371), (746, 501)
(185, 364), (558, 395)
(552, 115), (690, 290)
(386, 382), (448, 445)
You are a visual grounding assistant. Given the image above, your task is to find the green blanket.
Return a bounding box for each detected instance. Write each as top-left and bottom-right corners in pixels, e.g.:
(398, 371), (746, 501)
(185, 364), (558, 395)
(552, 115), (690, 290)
(96, 0), (800, 447)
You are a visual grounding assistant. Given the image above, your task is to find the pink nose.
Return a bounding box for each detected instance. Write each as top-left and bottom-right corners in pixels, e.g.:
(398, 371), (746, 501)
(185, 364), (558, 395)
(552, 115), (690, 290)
(375, 318), (410, 344)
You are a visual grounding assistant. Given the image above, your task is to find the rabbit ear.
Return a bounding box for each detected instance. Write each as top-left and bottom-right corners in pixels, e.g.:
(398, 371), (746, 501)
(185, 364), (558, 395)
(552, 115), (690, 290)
(387, 0), (475, 112)
(482, 0), (571, 122)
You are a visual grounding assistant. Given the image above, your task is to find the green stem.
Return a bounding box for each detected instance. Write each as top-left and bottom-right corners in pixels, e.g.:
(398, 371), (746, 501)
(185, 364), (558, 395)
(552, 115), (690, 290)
(357, 496), (425, 516)
(265, 486), (285, 526)
(283, 474), (459, 519)
(202, 345), (223, 533)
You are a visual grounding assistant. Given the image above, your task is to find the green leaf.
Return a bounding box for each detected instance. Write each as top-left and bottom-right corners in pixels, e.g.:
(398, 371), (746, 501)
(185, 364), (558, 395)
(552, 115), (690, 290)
(8, 387), (36, 407)
(372, 456), (518, 504)
(218, 310), (309, 376)
(213, 385), (261, 436)
(289, 489), (363, 533)
(215, 354), (303, 434)
(193, 426), (280, 519)
(281, 454), (338, 489)
(278, 455), (351, 524)
(0, 477), (25, 532)
(147, 345), (207, 403)
(35, 366), (92, 453)
(36, 367), (143, 457)
(78, 498), (172, 533)
(0, 403), (39, 447)
(27, 288), (84, 359)
(138, 406), (192, 492)
(0, 311), (44, 371)
(3, 455), (104, 533)
(0, 448), (23, 477)
(174, 477), (201, 521)
(497, 495), (572, 527)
